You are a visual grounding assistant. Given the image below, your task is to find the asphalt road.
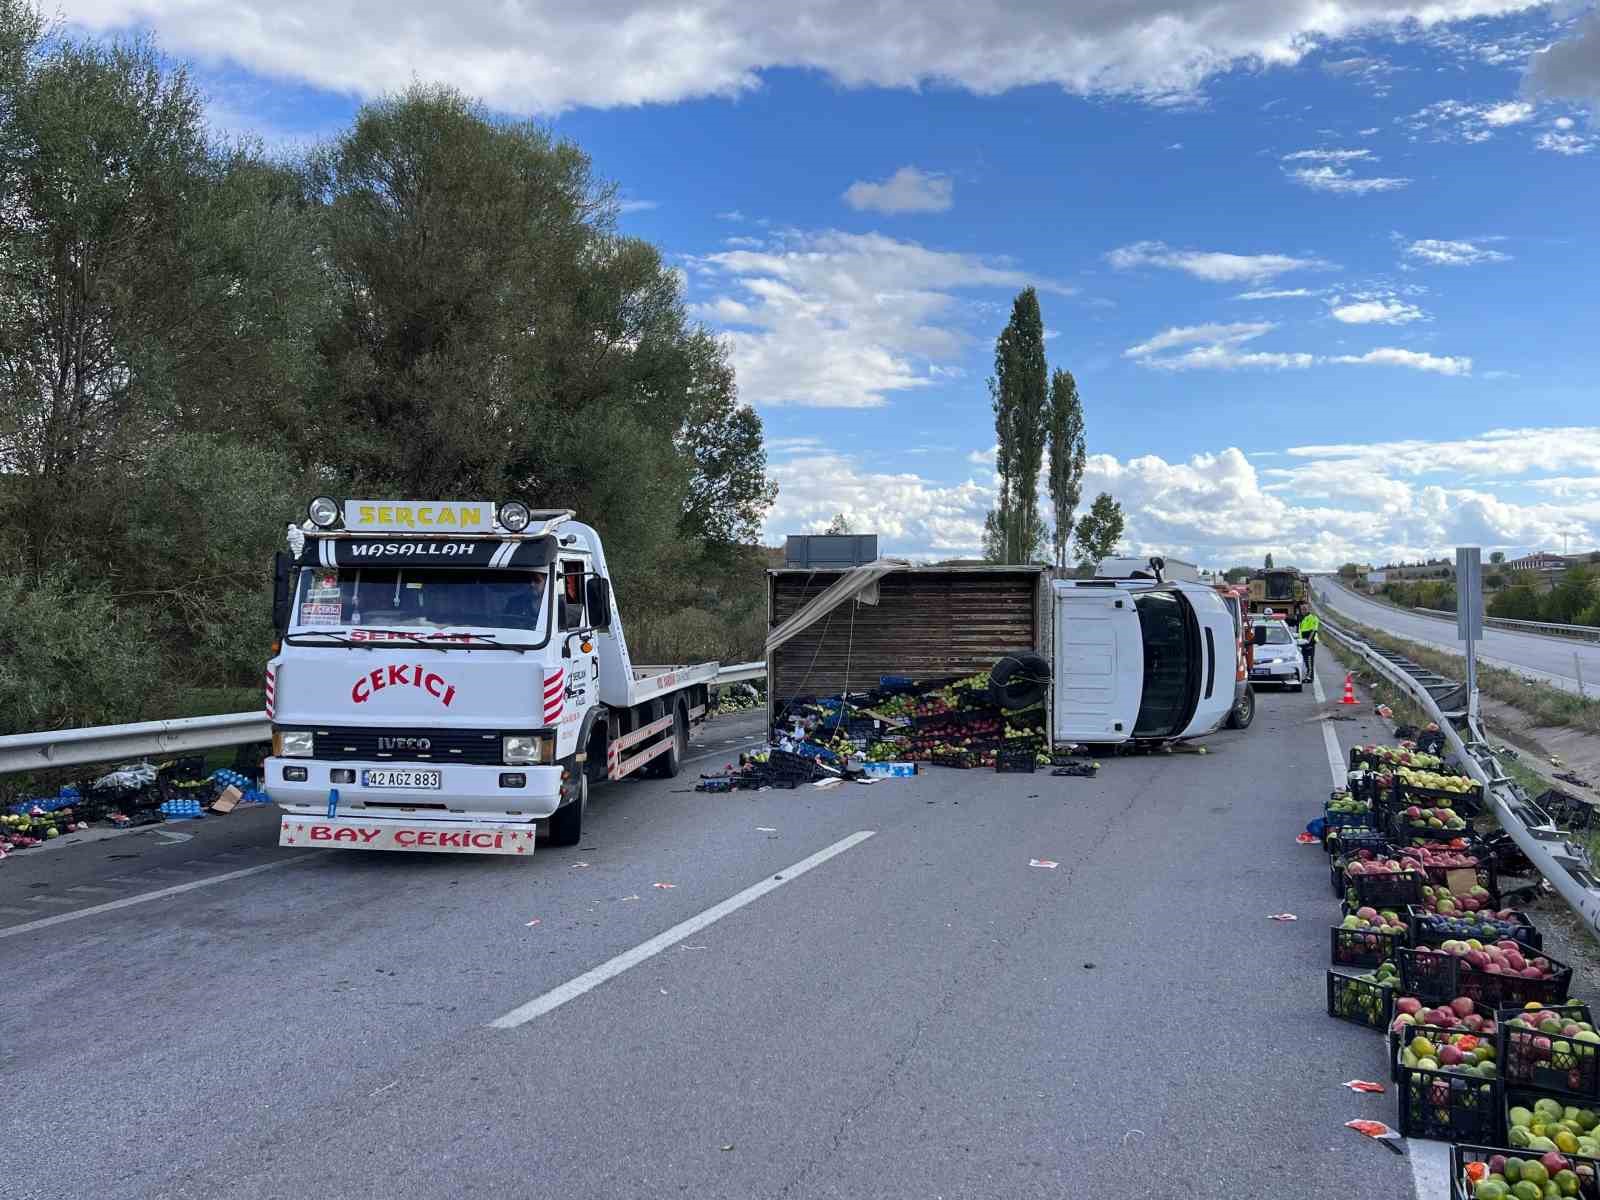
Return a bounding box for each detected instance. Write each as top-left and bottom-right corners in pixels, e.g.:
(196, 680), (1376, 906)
(3, 681), (1425, 1200)
(1314, 577), (1600, 697)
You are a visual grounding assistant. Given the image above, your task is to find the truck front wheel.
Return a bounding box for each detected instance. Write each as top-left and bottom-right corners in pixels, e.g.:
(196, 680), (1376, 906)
(1225, 684), (1256, 730)
(547, 759), (587, 847)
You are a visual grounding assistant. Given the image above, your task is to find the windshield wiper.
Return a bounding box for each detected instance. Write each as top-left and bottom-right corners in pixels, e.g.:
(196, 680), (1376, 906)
(384, 629), (528, 654)
(285, 632), (363, 648)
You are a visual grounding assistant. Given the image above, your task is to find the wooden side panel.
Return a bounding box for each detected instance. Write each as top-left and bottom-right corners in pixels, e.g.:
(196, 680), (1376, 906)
(768, 570), (1043, 715)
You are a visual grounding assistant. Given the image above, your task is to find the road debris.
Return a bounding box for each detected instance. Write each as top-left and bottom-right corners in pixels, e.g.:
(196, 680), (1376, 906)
(652, 882), (676, 889)
(1028, 858), (1059, 869)
(1267, 913), (1298, 921)
(524, 918), (541, 927)
(1342, 1080), (1385, 1093)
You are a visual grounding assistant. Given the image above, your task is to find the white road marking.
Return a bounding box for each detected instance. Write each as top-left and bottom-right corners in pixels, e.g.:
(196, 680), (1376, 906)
(490, 830), (877, 1029)
(155, 830), (194, 845)
(1311, 658), (1449, 1197)
(0, 857), (311, 941)
(28, 896), (80, 907)
(1311, 666), (1346, 791)
(66, 885), (117, 895)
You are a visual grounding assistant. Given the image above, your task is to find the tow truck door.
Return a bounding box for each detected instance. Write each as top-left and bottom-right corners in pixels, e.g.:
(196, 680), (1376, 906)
(1051, 584), (1145, 744)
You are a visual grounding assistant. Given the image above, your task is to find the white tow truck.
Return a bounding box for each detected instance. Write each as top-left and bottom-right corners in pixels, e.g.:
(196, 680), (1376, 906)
(263, 498), (717, 855)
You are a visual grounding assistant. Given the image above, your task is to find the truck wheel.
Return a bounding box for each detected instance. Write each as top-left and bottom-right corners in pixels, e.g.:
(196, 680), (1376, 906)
(649, 700), (688, 779)
(547, 760), (587, 847)
(1226, 684), (1256, 730)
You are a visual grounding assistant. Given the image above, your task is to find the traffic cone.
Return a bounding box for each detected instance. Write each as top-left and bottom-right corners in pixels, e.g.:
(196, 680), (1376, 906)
(1340, 673), (1357, 705)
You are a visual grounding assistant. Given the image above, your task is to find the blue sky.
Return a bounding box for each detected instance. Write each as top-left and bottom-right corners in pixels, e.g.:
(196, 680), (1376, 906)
(63, 1), (1600, 568)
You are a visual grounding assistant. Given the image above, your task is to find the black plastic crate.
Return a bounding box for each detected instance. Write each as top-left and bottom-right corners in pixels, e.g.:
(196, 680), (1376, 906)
(930, 748), (978, 769)
(994, 746), (1036, 773)
(1400, 943), (1573, 1008)
(1450, 1143), (1600, 1200)
(1398, 780), (1485, 817)
(1408, 906), (1541, 952)
(1330, 828), (1390, 858)
(1325, 797), (1376, 832)
(1387, 807), (1475, 845)
(1331, 924), (1409, 969)
(1498, 1003), (1600, 1099)
(1327, 968), (1395, 1030)
(1346, 866), (1425, 910)
(1389, 1003), (1499, 1083)
(1397, 1056), (1503, 1143)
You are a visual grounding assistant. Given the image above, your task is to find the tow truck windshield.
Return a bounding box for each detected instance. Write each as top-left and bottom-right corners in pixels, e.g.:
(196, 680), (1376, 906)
(291, 566), (548, 638)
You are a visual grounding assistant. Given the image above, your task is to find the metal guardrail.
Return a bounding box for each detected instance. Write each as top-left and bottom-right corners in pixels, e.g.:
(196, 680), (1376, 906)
(0, 662), (770, 777)
(1321, 617), (1600, 939)
(1414, 607), (1600, 643)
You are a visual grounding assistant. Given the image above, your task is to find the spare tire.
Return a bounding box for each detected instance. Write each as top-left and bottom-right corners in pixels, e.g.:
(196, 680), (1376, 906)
(988, 652), (1052, 710)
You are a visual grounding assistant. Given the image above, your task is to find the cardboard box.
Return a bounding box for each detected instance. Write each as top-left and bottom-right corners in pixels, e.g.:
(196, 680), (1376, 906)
(210, 785), (242, 814)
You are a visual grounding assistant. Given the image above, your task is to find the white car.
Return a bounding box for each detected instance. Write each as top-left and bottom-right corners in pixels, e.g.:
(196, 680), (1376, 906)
(1249, 619), (1304, 692)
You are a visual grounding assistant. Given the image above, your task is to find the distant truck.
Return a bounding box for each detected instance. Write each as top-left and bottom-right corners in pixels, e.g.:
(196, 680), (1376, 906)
(1247, 567), (1310, 625)
(263, 498), (716, 856)
(766, 555), (1240, 747)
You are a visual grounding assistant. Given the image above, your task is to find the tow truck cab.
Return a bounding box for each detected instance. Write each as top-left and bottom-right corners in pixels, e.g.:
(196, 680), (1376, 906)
(1052, 558), (1236, 745)
(263, 498), (712, 856)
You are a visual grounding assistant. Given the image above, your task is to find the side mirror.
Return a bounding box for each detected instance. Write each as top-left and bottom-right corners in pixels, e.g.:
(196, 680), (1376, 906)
(272, 551), (292, 635)
(1250, 626), (1267, 646)
(585, 576), (612, 630)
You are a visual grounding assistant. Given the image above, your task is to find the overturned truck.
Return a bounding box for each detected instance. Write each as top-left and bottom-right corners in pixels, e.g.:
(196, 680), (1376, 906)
(766, 558), (1244, 750)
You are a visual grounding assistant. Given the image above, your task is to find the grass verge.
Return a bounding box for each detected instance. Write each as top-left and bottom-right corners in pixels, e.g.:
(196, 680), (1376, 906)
(1322, 612), (1600, 735)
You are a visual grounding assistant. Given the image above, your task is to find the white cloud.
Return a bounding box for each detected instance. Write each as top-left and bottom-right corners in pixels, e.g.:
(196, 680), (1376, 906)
(1125, 320), (1468, 374)
(1329, 298), (1425, 324)
(765, 452), (994, 553)
(1234, 287), (1316, 300)
(1537, 131), (1597, 155)
(61, 2), (1556, 114)
(1124, 322), (1314, 370)
(1328, 347), (1472, 375)
(1281, 148), (1375, 162)
(1554, 116), (1576, 131)
(1402, 238), (1512, 266)
(1106, 240), (1332, 283)
(1124, 322), (1274, 358)
(762, 427), (1600, 565)
(1359, 126), (1380, 135)
(1167, 142), (1185, 150)
(686, 229), (1071, 408)
(617, 198), (658, 213)
(842, 166), (954, 214)
(717, 210), (747, 222)
(1404, 97), (1537, 142)
(1287, 164), (1411, 194)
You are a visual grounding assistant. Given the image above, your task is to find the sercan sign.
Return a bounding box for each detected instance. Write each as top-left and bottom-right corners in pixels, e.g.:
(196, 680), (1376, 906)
(342, 500), (494, 532)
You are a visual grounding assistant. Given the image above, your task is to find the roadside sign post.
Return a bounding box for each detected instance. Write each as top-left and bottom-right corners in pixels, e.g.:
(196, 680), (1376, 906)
(1456, 547), (1483, 722)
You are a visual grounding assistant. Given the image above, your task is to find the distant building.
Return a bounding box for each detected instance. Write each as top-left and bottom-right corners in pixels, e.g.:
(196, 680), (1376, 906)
(1507, 551), (1567, 574)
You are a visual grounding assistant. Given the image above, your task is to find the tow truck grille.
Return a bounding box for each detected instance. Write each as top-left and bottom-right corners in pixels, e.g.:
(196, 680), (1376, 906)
(312, 727), (504, 765)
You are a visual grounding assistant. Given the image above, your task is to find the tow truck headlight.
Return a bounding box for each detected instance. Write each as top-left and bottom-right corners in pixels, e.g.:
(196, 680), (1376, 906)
(498, 500), (532, 532)
(307, 496), (340, 529)
(274, 730), (314, 758)
(503, 734), (551, 765)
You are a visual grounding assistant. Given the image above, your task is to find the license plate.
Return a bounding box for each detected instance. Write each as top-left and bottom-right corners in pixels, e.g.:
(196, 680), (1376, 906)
(361, 768), (441, 789)
(280, 819), (534, 855)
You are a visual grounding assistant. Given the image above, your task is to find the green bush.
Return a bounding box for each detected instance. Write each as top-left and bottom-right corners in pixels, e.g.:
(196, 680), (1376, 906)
(0, 568), (160, 734)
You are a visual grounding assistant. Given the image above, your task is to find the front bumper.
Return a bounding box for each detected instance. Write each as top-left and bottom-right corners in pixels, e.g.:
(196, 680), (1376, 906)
(1249, 659), (1302, 682)
(265, 756), (563, 819)
(278, 814), (539, 855)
